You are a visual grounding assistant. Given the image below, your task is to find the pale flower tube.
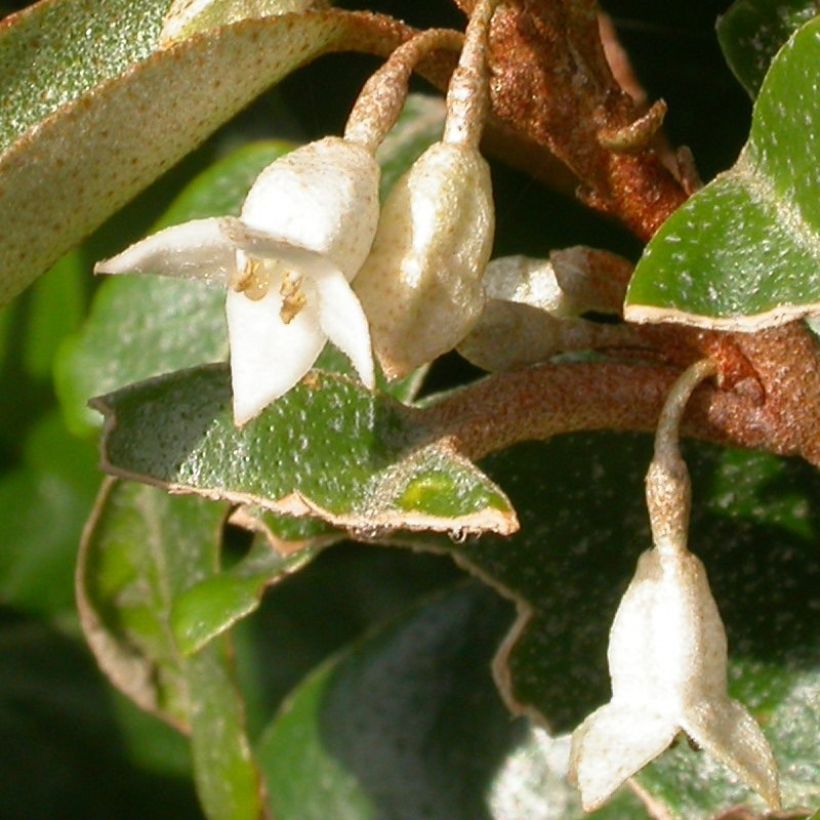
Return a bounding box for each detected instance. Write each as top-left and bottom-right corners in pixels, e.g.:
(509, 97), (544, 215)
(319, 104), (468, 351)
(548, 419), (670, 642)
(95, 137), (379, 425)
(568, 546), (781, 811)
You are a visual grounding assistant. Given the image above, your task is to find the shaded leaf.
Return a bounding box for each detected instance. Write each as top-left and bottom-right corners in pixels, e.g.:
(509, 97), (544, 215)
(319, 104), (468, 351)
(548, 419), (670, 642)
(0, 412), (99, 616)
(257, 582), (523, 819)
(414, 435), (820, 816)
(77, 479), (265, 818)
(0, 10), (403, 305)
(172, 534), (317, 655)
(94, 366), (516, 536)
(0, 612), (199, 820)
(625, 18), (820, 330)
(717, 0), (817, 98)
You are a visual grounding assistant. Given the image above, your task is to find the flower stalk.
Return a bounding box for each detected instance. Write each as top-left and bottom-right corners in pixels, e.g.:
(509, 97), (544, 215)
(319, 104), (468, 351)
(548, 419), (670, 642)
(568, 359), (782, 812)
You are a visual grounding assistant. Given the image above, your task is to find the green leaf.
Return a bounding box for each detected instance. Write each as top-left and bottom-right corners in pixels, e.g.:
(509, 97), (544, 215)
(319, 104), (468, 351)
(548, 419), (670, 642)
(0, 412), (99, 616)
(419, 435), (820, 816)
(94, 366), (517, 536)
(0, 0), (168, 153)
(0, 10), (398, 306)
(0, 612), (199, 819)
(77, 479), (265, 818)
(717, 0), (817, 98)
(256, 581), (646, 819)
(257, 582), (521, 819)
(161, 0), (322, 43)
(625, 17), (820, 330)
(172, 534), (317, 655)
(55, 140), (291, 435)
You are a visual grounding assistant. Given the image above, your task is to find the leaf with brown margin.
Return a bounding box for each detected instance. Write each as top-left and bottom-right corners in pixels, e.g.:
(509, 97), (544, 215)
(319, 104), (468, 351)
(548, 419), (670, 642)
(77, 479), (265, 818)
(94, 366), (517, 537)
(0, 9), (418, 306)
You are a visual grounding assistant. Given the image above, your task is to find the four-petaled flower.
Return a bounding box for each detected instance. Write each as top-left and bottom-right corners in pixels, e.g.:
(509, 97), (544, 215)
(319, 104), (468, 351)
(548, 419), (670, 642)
(568, 547), (781, 812)
(96, 136), (380, 425)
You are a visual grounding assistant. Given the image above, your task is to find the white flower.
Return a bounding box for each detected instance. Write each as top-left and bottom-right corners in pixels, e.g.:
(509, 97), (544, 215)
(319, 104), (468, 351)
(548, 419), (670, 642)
(568, 547), (781, 812)
(95, 137), (380, 425)
(354, 141), (494, 378)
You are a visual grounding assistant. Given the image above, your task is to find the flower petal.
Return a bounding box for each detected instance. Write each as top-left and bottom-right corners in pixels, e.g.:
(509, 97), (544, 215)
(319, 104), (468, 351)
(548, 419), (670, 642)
(313, 264), (374, 389)
(226, 286), (325, 426)
(94, 217), (238, 286)
(569, 702), (678, 811)
(681, 698), (781, 810)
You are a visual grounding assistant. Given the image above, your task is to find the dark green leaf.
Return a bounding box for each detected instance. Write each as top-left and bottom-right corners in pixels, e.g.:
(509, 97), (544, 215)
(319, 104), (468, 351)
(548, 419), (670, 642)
(416, 435), (820, 816)
(172, 534), (317, 655)
(257, 582), (522, 819)
(717, 0), (817, 98)
(95, 366), (516, 536)
(0, 612), (199, 820)
(625, 18), (820, 330)
(77, 479), (265, 818)
(0, 412), (99, 616)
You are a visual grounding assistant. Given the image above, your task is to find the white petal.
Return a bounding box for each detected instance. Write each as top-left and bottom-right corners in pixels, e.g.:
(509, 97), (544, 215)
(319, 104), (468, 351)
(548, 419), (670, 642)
(223, 222), (331, 275)
(226, 287), (325, 426)
(313, 265), (374, 389)
(681, 699), (781, 810)
(569, 702), (678, 811)
(94, 217), (238, 286)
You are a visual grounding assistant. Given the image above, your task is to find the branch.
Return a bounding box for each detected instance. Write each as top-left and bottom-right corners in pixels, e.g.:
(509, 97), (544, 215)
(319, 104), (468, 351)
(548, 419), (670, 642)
(418, 357), (820, 467)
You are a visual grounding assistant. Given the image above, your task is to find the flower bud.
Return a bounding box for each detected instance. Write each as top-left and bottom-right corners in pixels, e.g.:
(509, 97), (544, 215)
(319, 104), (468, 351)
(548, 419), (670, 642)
(354, 141), (494, 378)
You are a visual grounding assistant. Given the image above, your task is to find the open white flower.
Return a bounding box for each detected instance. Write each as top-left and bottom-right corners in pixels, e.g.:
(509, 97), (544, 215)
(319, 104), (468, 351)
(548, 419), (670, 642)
(95, 137), (379, 425)
(568, 546), (781, 811)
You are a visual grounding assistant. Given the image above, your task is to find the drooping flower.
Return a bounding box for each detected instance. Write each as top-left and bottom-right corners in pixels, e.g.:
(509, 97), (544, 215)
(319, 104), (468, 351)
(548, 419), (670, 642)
(568, 546), (781, 812)
(354, 141), (494, 377)
(95, 136), (379, 425)
(353, 0), (499, 378)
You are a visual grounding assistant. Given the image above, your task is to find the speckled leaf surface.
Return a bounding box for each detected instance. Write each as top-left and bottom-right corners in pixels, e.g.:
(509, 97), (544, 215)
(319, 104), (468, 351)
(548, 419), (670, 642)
(717, 0), (817, 98)
(418, 435), (820, 816)
(94, 366), (516, 535)
(0, 10), (398, 306)
(625, 18), (820, 330)
(0, 0), (168, 153)
(77, 479), (265, 819)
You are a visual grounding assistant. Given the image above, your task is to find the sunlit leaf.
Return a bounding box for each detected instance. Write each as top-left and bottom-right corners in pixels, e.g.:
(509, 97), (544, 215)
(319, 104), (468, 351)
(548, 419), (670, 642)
(95, 367), (516, 536)
(717, 0), (817, 98)
(625, 18), (820, 330)
(0, 10), (407, 305)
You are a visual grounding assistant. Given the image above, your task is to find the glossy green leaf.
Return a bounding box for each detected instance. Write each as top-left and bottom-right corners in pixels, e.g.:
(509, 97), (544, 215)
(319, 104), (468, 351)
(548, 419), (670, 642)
(0, 10), (398, 305)
(77, 479), (265, 818)
(418, 435), (820, 816)
(717, 0), (817, 98)
(94, 366), (517, 536)
(172, 535), (317, 655)
(0, 412), (99, 616)
(625, 18), (820, 330)
(55, 141), (291, 435)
